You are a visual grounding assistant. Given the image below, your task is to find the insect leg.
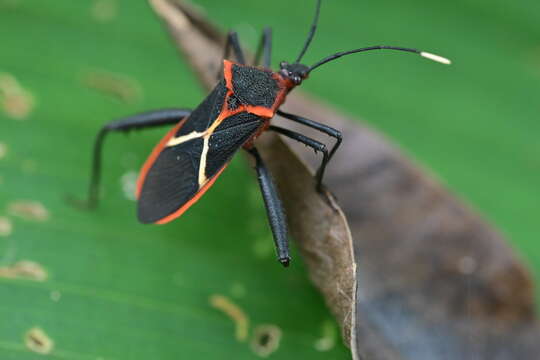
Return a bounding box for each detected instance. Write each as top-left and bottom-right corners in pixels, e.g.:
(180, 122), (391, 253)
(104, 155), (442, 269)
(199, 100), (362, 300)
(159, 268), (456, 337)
(247, 147), (290, 267)
(73, 109), (192, 210)
(269, 125), (329, 192)
(253, 27), (272, 67)
(277, 110), (342, 160)
(223, 31), (246, 65)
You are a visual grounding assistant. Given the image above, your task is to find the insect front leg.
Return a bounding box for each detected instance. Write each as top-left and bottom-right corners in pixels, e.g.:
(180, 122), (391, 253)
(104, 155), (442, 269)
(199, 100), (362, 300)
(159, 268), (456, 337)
(277, 110), (342, 160)
(253, 27), (273, 67)
(223, 31), (246, 65)
(217, 31), (247, 80)
(72, 109), (192, 209)
(247, 147), (290, 267)
(269, 125), (329, 192)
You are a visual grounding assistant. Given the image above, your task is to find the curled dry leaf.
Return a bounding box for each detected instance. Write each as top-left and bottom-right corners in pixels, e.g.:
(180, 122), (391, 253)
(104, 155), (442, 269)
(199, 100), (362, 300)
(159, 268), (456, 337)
(282, 94), (540, 359)
(149, 1), (540, 359)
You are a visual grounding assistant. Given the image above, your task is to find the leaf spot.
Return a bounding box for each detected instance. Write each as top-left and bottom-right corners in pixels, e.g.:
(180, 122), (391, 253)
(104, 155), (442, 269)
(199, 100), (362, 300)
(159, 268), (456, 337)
(8, 200), (50, 222)
(0, 216), (13, 237)
(50, 290), (62, 302)
(0, 72), (35, 120)
(120, 171), (138, 201)
(0, 142), (7, 159)
(24, 327), (54, 354)
(0, 260), (48, 281)
(251, 324), (282, 358)
(82, 69), (143, 104)
(209, 294), (249, 342)
(313, 320), (337, 352)
(91, 0), (118, 22)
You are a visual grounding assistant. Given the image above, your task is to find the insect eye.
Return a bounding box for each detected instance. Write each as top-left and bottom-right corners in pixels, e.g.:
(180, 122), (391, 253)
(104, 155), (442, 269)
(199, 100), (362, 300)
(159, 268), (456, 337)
(280, 61), (289, 69)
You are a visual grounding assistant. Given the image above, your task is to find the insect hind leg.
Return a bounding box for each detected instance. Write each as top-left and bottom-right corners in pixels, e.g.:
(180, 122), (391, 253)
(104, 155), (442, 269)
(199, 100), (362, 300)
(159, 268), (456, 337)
(247, 147), (290, 267)
(70, 109), (192, 210)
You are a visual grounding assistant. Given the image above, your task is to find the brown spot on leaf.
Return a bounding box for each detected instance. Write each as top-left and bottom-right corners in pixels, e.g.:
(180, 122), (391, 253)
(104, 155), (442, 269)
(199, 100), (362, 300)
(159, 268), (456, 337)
(0, 142), (7, 159)
(0, 73), (35, 119)
(91, 0), (118, 22)
(8, 200), (49, 221)
(82, 69), (142, 103)
(0, 216), (13, 237)
(50, 290), (61, 302)
(209, 294), (249, 342)
(0, 260), (48, 281)
(24, 327), (54, 354)
(250, 324), (282, 358)
(120, 171), (138, 201)
(313, 320), (337, 352)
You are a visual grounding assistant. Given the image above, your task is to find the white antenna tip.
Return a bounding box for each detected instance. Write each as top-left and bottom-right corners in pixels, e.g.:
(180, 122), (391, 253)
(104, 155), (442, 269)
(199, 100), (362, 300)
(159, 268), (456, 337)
(420, 52), (451, 65)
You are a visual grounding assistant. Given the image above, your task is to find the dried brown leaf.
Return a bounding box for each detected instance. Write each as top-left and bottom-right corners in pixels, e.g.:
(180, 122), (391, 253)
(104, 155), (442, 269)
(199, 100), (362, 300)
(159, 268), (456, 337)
(149, 1), (540, 359)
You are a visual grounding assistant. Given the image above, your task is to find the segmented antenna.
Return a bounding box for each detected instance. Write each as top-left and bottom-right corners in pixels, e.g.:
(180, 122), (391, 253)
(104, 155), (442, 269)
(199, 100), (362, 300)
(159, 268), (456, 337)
(295, 0), (322, 63)
(308, 45), (451, 72)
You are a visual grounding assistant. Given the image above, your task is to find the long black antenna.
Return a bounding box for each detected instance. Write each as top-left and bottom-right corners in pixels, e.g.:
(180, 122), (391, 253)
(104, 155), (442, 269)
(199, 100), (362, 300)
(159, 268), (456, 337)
(309, 45), (451, 72)
(295, 0), (322, 63)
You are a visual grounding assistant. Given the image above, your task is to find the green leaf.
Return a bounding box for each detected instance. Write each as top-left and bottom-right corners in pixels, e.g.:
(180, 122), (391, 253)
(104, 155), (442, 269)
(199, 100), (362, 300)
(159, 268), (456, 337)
(0, 1), (349, 358)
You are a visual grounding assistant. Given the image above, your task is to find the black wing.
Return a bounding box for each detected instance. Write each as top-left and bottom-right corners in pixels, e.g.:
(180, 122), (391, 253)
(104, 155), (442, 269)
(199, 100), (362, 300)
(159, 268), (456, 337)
(137, 111), (264, 224)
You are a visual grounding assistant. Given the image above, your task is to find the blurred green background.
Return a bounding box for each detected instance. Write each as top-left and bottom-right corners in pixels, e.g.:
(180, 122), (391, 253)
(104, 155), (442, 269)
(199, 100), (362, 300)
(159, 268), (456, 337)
(0, 0), (538, 358)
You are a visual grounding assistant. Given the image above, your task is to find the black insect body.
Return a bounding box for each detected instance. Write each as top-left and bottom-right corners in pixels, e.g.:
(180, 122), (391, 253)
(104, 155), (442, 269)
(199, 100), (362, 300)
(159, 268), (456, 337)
(79, 0), (450, 266)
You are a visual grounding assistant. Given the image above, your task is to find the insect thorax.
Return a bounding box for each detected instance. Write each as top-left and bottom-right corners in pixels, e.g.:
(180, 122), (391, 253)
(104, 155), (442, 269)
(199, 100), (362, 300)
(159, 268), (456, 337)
(229, 64), (281, 109)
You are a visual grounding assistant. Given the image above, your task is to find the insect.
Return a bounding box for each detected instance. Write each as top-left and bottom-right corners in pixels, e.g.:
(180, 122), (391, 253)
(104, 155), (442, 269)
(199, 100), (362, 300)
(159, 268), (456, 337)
(77, 0), (450, 267)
